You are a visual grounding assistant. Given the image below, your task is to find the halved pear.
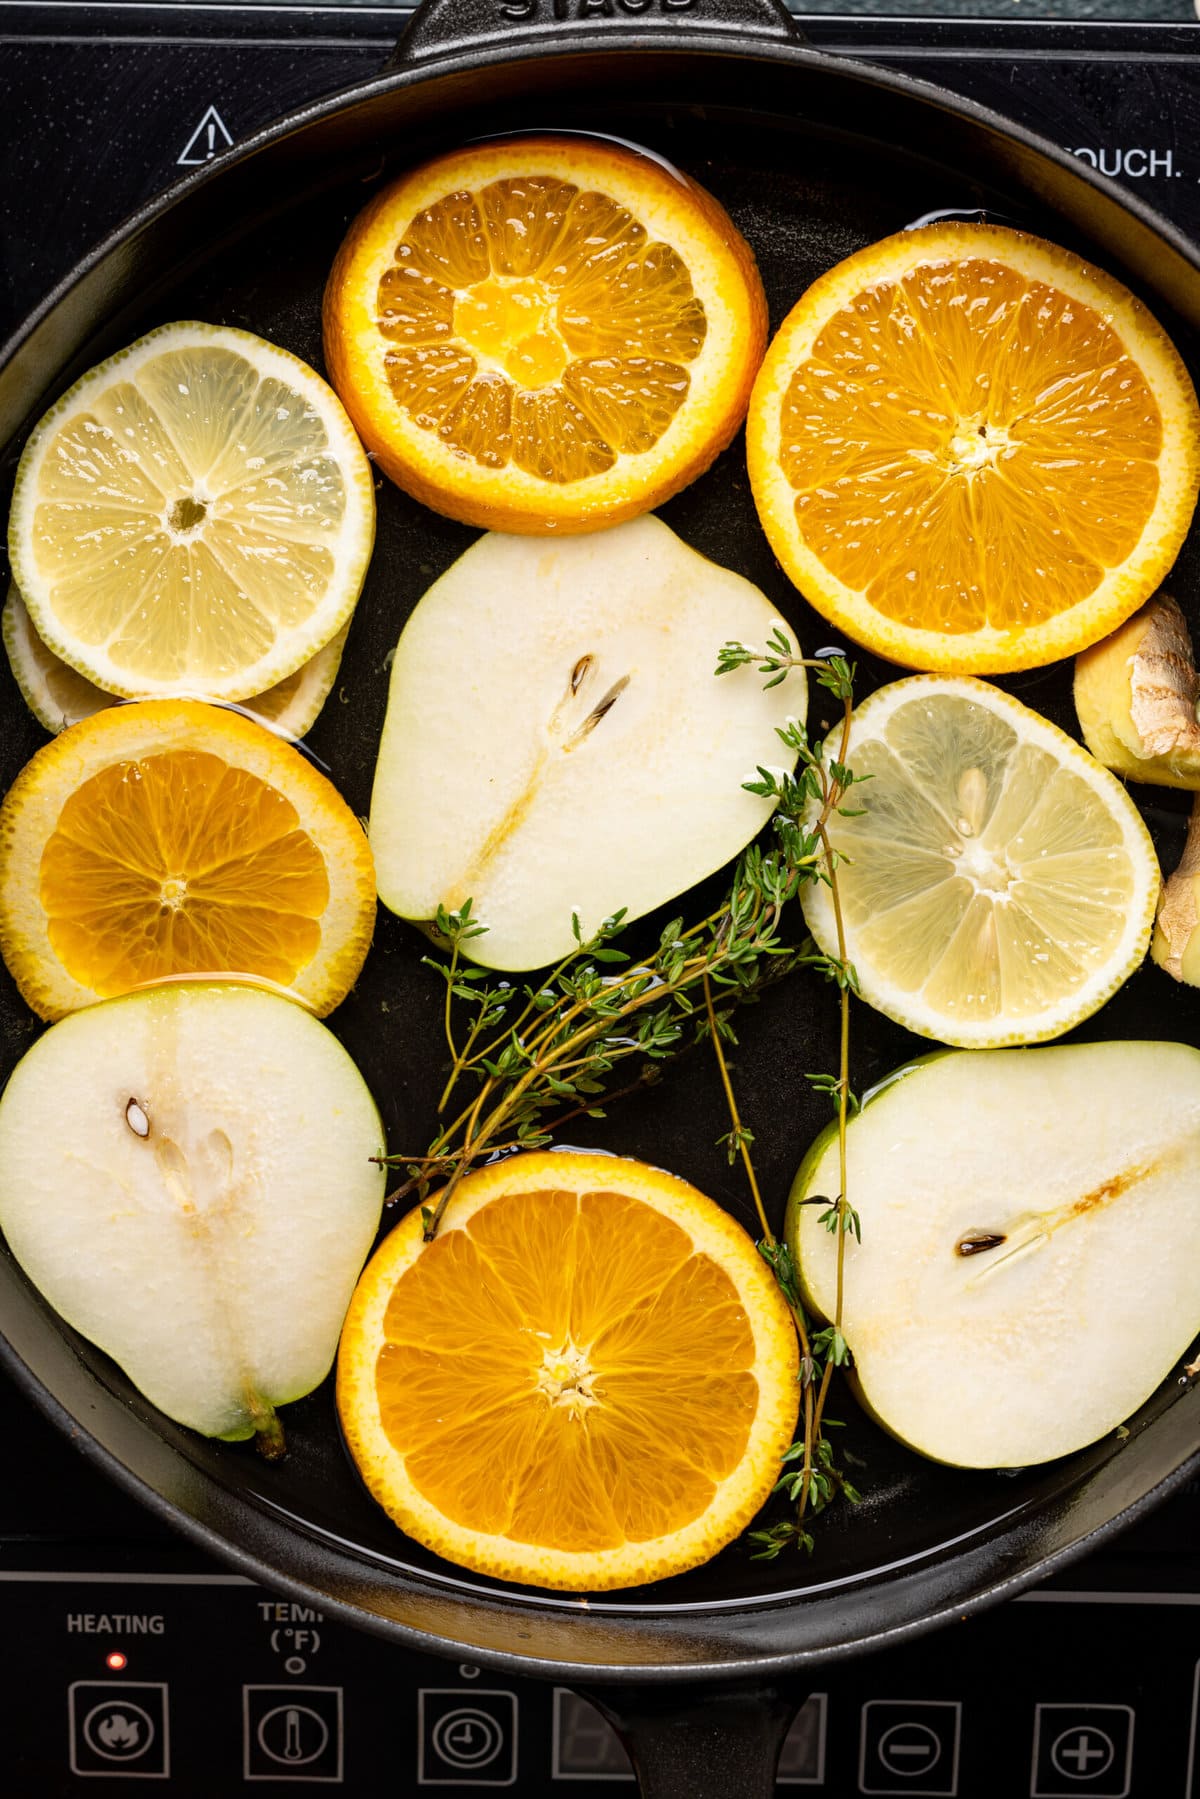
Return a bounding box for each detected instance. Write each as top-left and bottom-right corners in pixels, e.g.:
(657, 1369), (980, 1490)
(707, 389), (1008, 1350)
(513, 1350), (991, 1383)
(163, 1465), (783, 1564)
(0, 984), (385, 1449)
(369, 515), (805, 970)
(787, 1042), (1200, 1468)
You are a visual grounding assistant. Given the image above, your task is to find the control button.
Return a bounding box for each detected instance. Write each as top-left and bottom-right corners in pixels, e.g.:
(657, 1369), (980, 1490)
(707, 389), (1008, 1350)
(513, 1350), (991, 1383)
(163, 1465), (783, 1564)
(859, 1701), (961, 1796)
(244, 1686), (343, 1783)
(69, 1682), (169, 1780)
(778, 1694), (828, 1786)
(419, 1690), (517, 1787)
(1031, 1705), (1133, 1798)
(552, 1689), (634, 1780)
(1052, 1728), (1114, 1780)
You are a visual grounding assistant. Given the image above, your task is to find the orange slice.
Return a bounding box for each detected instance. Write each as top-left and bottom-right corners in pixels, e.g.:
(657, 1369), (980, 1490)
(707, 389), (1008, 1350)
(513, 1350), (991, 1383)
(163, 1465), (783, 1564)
(0, 700), (375, 1019)
(747, 223), (1200, 674)
(337, 1151), (798, 1590)
(323, 135), (767, 533)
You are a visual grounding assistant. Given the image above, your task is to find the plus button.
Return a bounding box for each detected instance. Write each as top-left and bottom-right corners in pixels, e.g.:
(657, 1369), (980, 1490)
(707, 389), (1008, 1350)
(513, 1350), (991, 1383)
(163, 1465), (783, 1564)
(1055, 1730), (1112, 1776)
(1033, 1707), (1131, 1797)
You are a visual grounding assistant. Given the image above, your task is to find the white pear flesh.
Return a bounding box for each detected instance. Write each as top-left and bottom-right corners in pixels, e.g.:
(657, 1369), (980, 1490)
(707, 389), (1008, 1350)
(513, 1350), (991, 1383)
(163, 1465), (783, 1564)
(0, 984), (385, 1444)
(369, 515), (805, 970)
(788, 1042), (1200, 1469)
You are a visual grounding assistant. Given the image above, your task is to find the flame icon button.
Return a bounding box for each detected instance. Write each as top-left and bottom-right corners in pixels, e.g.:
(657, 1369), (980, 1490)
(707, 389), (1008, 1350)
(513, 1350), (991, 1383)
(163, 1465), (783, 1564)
(93, 1708), (149, 1756)
(69, 1684), (169, 1778)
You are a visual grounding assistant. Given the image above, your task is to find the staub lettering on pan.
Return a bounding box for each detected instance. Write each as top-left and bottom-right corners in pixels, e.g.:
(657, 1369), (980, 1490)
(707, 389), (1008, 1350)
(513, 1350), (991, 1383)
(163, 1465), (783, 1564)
(498, 0), (698, 21)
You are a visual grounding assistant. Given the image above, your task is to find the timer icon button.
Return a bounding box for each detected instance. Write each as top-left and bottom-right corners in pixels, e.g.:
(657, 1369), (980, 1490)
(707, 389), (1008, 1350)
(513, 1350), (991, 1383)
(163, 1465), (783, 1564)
(433, 1709), (503, 1768)
(419, 1690), (517, 1786)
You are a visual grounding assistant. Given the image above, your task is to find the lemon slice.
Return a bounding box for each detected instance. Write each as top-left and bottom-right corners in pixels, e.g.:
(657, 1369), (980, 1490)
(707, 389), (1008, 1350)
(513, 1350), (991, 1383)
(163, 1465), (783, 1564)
(7, 323), (375, 702)
(3, 585), (349, 740)
(337, 1149), (798, 1591)
(802, 676), (1160, 1047)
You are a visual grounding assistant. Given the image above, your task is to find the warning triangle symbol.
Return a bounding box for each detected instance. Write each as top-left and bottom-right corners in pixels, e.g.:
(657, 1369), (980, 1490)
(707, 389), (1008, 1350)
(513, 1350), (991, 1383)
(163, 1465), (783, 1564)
(177, 106), (234, 167)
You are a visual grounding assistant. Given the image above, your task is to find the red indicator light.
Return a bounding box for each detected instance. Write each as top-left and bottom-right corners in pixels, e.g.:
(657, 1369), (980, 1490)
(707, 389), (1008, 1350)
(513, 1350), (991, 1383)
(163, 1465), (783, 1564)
(105, 1651), (128, 1672)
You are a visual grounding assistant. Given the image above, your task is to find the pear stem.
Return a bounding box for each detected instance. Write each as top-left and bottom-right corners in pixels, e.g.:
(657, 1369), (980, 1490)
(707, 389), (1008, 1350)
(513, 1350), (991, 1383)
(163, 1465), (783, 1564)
(249, 1396), (286, 1462)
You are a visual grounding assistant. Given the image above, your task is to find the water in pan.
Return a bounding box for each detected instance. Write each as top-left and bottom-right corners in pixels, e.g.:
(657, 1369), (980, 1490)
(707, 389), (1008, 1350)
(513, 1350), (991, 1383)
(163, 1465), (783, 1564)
(0, 96), (1197, 1618)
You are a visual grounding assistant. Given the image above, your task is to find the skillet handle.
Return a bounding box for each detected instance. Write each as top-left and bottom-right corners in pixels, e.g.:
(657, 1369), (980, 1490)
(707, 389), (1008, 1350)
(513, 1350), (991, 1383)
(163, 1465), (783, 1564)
(394, 0), (801, 66)
(579, 1681), (799, 1799)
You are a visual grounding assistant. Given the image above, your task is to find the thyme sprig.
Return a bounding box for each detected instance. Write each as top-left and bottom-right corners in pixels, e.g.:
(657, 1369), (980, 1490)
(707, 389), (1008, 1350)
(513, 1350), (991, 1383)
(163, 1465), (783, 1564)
(712, 639), (864, 1557)
(716, 625), (809, 690)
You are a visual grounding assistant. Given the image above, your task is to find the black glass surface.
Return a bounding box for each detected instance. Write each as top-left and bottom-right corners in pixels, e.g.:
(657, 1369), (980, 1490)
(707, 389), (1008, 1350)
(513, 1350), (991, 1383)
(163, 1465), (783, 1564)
(0, 21), (1197, 1616)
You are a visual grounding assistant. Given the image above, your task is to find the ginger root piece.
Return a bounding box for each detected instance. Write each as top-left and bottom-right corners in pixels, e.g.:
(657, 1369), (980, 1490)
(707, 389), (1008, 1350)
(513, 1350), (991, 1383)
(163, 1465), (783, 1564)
(1078, 594), (1200, 984)
(1153, 795), (1200, 982)
(1075, 594), (1200, 789)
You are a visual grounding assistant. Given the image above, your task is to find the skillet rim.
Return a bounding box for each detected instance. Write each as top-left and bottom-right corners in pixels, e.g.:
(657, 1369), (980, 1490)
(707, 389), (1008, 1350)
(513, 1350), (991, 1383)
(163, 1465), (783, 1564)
(1, 25), (1199, 1682)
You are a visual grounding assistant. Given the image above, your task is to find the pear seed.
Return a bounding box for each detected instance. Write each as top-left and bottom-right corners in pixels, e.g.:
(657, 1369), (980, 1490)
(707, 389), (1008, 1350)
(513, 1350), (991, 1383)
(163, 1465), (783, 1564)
(956, 1229), (1006, 1256)
(125, 1098), (150, 1139)
(565, 674), (631, 749)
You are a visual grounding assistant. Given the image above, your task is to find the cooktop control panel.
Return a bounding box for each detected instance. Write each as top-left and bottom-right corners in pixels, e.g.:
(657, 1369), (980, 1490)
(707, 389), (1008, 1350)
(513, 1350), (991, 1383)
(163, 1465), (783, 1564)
(2, 1553), (1199, 1794)
(0, 1371), (1194, 1796)
(0, 1369), (1195, 1799)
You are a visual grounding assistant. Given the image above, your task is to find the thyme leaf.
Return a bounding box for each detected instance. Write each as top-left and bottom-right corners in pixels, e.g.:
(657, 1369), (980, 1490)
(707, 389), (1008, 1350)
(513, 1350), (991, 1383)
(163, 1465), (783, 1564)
(708, 635), (863, 1556)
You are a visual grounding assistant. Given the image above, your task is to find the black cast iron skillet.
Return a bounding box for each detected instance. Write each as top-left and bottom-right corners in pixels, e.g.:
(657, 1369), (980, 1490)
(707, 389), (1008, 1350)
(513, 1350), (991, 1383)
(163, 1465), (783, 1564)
(2, 2), (1199, 1791)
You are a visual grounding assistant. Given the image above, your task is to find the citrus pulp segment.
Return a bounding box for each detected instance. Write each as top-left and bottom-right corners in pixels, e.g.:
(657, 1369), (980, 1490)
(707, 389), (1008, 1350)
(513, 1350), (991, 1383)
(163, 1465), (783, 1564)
(323, 135), (767, 532)
(3, 585), (349, 740)
(8, 322), (375, 701)
(0, 700), (376, 1019)
(800, 676), (1160, 1047)
(336, 1151), (799, 1590)
(747, 223), (1200, 673)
